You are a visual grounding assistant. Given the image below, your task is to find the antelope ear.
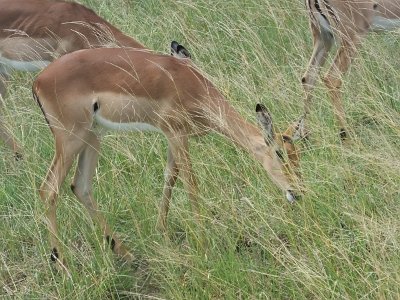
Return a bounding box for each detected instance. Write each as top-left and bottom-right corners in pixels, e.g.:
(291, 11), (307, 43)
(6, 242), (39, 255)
(170, 40), (191, 58)
(170, 41), (179, 56)
(256, 103), (275, 144)
(177, 44), (191, 58)
(285, 114), (306, 141)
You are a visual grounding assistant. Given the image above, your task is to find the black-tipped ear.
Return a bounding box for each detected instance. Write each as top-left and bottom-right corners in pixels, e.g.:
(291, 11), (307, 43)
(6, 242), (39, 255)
(256, 103), (275, 144)
(177, 45), (191, 58)
(171, 41), (179, 54)
(171, 40), (191, 59)
(255, 103), (265, 112)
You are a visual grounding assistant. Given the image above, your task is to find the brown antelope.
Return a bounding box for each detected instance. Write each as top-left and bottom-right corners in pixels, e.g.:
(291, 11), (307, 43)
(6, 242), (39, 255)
(33, 47), (303, 267)
(0, 0), (188, 157)
(302, 0), (400, 140)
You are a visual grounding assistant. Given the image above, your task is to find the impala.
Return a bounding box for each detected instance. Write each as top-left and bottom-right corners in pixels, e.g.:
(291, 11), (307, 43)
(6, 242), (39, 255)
(0, 0), (188, 156)
(33, 48), (303, 267)
(302, 0), (400, 140)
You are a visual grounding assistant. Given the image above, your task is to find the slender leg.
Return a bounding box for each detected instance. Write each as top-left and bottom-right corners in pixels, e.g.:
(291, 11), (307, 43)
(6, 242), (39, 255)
(166, 134), (201, 229)
(39, 139), (83, 268)
(323, 37), (360, 140)
(71, 132), (133, 262)
(157, 145), (179, 232)
(301, 24), (333, 137)
(0, 73), (22, 157)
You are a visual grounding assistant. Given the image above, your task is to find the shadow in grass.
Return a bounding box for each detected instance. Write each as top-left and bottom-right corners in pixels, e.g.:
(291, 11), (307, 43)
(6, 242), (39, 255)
(41, 240), (164, 299)
(105, 256), (162, 300)
(1, 270), (28, 297)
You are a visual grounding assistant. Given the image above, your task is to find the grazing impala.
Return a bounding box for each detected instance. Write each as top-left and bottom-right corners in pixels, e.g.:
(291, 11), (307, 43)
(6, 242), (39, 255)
(302, 0), (400, 140)
(33, 48), (303, 267)
(0, 0), (146, 156)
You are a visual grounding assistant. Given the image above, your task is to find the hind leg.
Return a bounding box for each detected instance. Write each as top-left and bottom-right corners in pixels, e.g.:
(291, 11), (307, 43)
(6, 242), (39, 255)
(40, 137), (84, 270)
(323, 36), (361, 141)
(71, 132), (134, 262)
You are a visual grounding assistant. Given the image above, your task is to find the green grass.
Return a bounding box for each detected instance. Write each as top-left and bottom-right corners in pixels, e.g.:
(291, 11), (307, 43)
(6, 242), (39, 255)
(1, 0), (400, 298)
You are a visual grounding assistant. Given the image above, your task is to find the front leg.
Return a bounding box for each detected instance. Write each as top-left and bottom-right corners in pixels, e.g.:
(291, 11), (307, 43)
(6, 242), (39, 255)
(157, 145), (179, 232)
(301, 23), (333, 139)
(169, 135), (201, 228)
(163, 134), (201, 231)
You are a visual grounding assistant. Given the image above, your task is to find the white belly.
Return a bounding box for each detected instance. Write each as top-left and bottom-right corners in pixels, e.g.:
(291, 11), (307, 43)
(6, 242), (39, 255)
(94, 113), (162, 133)
(371, 16), (400, 31)
(0, 55), (50, 74)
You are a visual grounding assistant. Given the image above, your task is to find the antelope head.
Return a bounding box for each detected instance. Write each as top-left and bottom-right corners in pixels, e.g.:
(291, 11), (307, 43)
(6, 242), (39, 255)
(256, 103), (304, 198)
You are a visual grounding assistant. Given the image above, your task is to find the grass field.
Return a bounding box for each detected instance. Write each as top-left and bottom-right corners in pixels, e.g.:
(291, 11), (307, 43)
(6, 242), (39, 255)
(1, 0), (400, 299)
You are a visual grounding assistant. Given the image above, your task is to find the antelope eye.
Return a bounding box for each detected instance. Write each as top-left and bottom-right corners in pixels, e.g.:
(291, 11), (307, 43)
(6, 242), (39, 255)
(275, 149), (285, 161)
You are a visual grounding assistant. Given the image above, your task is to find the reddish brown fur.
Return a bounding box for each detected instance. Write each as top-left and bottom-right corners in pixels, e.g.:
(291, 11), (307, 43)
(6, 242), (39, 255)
(0, 0), (143, 58)
(0, 0), (144, 154)
(33, 48), (302, 267)
(302, 0), (400, 140)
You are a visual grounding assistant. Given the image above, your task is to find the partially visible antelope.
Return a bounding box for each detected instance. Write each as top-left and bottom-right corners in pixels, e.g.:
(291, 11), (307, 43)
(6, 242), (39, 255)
(33, 47), (303, 268)
(0, 0), (190, 157)
(302, 0), (400, 140)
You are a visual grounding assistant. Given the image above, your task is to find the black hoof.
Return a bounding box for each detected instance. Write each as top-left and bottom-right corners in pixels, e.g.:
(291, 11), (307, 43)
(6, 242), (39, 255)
(106, 235), (116, 250)
(286, 190), (301, 203)
(14, 152), (23, 161)
(339, 128), (347, 140)
(50, 247), (59, 262)
(235, 235), (253, 252)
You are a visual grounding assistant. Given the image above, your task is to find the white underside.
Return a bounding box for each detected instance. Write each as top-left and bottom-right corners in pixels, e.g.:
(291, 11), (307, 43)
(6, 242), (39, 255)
(315, 14), (400, 39)
(94, 112), (162, 133)
(370, 16), (400, 31)
(317, 13), (333, 34)
(0, 56), (50, 74)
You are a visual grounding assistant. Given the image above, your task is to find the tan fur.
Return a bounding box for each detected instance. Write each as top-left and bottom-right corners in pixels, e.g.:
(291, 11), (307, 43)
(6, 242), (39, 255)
(0, 0), (145, 154)
(33, 48), (302, 267)
(302, 0), (400, 139)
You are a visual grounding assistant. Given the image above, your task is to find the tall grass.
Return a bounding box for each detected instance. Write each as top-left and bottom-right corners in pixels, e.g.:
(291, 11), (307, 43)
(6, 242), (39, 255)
(1, 0), (399, 298)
